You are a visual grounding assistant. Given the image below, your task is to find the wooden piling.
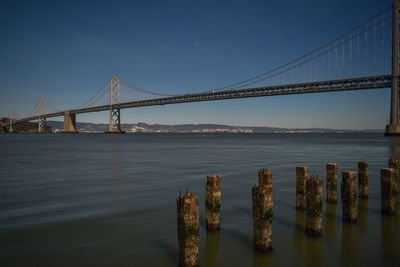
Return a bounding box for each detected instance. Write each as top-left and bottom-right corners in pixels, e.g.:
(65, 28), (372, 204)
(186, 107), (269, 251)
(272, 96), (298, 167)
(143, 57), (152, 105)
(252, 184), (273, 252)
(326, 163), (338, 203)
(388, 158), (399, 178)
(306, 177), (323, 236)
(177, 191), (200, 267)
(296, 166), (308, 210)
(358, 162), (369, 199)
(381, 168), (397, 215)
(206, 175), (221, 230)
(341, 171), (357, 223)
(389, 158), (399, 198)
(258, 169), (272, 187)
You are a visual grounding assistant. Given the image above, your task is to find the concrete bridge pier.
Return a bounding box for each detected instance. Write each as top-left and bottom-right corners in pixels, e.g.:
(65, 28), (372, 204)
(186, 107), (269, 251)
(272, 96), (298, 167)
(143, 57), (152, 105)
(62, 111), (78, 133)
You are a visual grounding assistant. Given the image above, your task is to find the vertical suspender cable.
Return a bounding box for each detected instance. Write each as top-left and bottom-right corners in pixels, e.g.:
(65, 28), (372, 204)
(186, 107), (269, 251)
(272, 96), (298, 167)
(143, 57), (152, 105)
(328, 46), (330, 80)
(373, 18), (377, 75)
(342, 37), (345, 78)
(322, 53), (324, 81)
(350, 32), (352, 77)
(382, 19), (385, 74)
(358, 28), (360, 76)
(365, 24), (368, 75)
(336, 41), (338, 78)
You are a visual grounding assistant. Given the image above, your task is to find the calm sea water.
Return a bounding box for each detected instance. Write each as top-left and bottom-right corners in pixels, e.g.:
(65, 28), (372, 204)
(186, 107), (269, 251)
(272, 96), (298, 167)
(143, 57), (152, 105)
(0, 133), (399, 266)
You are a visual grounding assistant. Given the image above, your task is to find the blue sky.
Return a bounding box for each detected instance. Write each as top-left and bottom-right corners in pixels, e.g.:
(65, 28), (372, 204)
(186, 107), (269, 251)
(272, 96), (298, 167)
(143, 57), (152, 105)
(0, 0), (394, 129)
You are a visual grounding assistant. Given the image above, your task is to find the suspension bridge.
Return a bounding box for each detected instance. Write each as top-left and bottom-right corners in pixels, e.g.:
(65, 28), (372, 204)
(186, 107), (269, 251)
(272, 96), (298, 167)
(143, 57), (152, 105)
(2, 2), (400, 135)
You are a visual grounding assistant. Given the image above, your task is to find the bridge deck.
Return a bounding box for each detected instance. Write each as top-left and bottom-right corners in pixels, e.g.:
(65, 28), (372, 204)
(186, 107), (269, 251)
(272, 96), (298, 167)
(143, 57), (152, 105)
(10, 75), (392, 124)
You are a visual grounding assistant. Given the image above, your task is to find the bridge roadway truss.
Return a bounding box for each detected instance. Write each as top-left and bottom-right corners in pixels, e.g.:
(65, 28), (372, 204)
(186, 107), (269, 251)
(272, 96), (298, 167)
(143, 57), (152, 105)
(10, 75), (391, 125)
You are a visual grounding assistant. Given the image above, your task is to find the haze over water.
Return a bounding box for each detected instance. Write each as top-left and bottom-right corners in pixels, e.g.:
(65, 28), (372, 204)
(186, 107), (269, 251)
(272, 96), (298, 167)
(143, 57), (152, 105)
(0, 133), (399, 266)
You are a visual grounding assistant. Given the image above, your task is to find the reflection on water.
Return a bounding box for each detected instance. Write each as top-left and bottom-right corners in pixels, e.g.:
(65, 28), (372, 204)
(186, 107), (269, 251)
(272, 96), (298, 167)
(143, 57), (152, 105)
(324, 203), (337, 239)
(358, 199), (368, 235)
(381, 215), (400, 265)
(204, 231), (220, 267)
(252, 250), (272, 267)
(293, 210), (306, 263)
(341, 221), (358, 266)
(389, 137), (400, 159)
(305, 233), (323, 267)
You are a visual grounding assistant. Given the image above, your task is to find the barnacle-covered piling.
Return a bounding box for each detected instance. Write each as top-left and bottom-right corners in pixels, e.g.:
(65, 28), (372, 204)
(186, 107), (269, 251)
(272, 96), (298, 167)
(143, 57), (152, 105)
(341, 171), (358, 223)
(177, 191), (200, 267)
(258, 169), (272, 187)
(296, 166), (308, 210)
(381, 168), (397, 215)
(206, 175), (221, 230)
(326, 163), (338, 203)
(358, 162), (369, 199)
(252, 184), (274, 252)
(306, 177), (323, 236)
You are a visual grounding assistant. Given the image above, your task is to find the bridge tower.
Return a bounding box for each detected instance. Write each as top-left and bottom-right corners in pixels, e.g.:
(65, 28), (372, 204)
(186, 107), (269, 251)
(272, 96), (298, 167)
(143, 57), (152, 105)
(105, 76), (125, 133)
(38, 98), (47, 133)
(9, 109), (16, 133)
(386, 1), (400, 135)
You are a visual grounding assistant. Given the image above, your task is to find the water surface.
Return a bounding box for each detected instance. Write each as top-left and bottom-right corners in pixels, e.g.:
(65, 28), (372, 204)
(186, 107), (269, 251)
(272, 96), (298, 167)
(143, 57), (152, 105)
(0, 133), (399, 266)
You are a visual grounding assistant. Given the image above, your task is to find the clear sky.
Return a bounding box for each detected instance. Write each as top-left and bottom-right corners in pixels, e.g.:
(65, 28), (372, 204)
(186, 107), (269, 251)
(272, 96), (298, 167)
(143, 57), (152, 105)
(0, 0), (394, 130)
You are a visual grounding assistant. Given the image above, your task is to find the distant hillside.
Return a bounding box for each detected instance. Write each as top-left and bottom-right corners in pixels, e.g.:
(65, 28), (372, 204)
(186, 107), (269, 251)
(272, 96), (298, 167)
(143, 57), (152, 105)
(0, 117), (52, 133)
(46, 121), (384, 133)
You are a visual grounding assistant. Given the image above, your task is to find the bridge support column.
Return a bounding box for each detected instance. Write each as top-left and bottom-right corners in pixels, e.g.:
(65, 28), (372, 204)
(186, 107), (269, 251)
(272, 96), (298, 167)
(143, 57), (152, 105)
(105, 76), (125, 134)
(62, 110), (78, 133)
(38, 98), (47, 133)
(386, 2), (400, 136)
(9, 109), (16, 133)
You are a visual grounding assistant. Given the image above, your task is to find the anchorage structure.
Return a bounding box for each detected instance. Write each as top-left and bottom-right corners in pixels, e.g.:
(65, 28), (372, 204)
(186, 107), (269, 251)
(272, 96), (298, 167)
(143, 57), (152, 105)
(386, 1), (400, 135)
(105, 76), (125, 133)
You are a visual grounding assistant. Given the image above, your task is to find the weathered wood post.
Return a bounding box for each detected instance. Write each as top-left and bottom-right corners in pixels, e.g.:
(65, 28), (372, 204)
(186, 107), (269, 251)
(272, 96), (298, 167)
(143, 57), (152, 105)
(358, 162), (369, 199)
(326, 163), (338, 203)
(306, 177), (323, 235)
(388, 158), (399, 178)
(381, 168), (397, 215)
(259, 169), (272, 186)
(296, 166), (308, 210)
(389, 159), (399, 198)
(252, 184), (273, 252)
(341, 171), (357, 223)
(206, 175), (221, 230)
(177, 191), (200, 267)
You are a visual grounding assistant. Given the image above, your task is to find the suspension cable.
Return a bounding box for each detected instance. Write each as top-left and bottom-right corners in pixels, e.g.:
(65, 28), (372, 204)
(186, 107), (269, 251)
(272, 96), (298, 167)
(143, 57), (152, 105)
(211, 6), (392, 91)
(120, 80), (179, 97)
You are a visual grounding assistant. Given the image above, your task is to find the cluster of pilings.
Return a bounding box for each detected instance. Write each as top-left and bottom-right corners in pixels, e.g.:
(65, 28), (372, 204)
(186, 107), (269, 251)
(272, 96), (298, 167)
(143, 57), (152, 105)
(177, 175), (221, 267)
(176, 159), (399, 265)
(295, 159), (399, 236)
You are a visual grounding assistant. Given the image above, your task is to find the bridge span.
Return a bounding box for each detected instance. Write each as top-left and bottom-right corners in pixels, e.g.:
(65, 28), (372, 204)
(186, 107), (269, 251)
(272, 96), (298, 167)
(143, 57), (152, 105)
(10, 75), (391, 129)
(2, 2), (400, 135)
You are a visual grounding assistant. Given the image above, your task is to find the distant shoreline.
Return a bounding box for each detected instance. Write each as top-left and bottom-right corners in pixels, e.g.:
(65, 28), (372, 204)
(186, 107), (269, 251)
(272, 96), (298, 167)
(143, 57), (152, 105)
(44, 120), (383, 134)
